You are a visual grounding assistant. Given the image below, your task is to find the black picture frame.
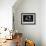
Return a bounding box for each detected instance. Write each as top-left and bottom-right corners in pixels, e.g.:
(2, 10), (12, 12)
(21, 13), (36, 25)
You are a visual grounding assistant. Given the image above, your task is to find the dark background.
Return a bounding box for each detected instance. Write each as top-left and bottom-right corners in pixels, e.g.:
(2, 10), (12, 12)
(23, 15), (33, 22)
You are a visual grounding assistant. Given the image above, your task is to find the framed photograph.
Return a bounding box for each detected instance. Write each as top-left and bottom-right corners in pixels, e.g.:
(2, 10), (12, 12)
(21, 13), (36, 25)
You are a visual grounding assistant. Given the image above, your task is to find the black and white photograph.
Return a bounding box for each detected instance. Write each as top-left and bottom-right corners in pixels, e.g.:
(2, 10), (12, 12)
(21, 13), (36, 25)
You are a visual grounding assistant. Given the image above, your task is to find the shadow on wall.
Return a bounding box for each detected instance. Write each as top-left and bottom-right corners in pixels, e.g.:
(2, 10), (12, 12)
(12, 0), (24, 10)
(12, 0), (24, 33)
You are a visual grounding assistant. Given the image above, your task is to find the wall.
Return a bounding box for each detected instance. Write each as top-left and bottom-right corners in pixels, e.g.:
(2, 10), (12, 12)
(0, 0), (16, 30)
(41, 0), (46, 46)
(13, 0), (41, 46)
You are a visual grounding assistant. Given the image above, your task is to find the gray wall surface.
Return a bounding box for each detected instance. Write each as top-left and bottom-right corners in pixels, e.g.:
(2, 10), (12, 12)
(12, 0), (41, 46)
